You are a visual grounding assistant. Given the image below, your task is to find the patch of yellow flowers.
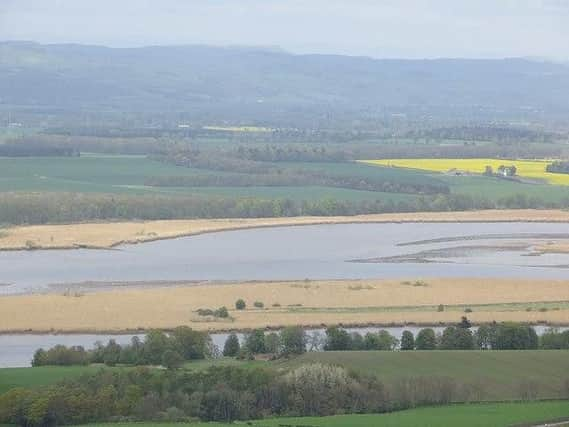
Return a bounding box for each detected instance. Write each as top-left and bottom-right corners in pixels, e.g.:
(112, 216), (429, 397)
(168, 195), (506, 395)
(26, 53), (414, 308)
(361, 159), (569, 186)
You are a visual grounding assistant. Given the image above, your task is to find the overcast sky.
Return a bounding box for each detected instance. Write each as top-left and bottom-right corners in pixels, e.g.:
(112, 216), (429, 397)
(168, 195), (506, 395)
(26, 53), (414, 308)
(1, 0), (568, 59)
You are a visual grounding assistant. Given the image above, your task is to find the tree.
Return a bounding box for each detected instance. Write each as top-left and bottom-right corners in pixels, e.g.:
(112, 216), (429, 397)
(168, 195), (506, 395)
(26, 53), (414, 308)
(280, 326), (306, 356)
(161, 350), (184, 369)
(264, 332), (281, 354)
(103, 339), (122, 366)
(475, 324), (497, 349)
(495, 323), (538, 350)
(415, 328), (437, 350)
(245, 329), (266, 354)
(324, 327), (351, 351)
(376, 330), (399, 350)
(171, 326), (208, 360)
(235, 299), (246, 310)
(400, 331), (415, 350)
(458, 316), (472, 329)
(31, 348), (47, 367)
(440, 327), (474, 350)
(143, 330), (171, 365)
(223, 333), (240, 357)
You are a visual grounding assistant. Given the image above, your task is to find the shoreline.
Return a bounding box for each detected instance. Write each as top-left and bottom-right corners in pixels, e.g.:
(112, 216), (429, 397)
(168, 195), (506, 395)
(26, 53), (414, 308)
(1, 209), (569, 252)
(1, 320), (569, 336)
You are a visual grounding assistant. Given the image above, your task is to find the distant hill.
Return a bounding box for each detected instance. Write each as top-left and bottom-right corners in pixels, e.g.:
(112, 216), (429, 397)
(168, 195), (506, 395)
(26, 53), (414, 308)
(1, 41), (568, 120)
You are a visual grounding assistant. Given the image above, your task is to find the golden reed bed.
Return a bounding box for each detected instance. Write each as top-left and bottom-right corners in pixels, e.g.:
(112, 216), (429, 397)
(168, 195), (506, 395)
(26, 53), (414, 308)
(2, 278), (569, 333)
(1, 209), (569, 251)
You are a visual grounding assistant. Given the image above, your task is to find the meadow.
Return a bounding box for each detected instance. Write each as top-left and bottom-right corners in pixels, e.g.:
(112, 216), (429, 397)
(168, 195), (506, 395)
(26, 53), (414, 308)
(363, 158), (569, 186)
(289, 350), (569, 400)
(0, 365), (123, 394)
(64, 402), (569, 426)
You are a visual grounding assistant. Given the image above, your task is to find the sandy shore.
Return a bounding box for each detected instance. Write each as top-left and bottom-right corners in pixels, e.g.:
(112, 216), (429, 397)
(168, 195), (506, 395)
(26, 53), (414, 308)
(1, 209), (569, 251)
(2, 278), (569, 333)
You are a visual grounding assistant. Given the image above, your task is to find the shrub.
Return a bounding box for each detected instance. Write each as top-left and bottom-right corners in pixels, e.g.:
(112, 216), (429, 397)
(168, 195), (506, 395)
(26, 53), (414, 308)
(161, 350), (184, 370)
(235, 299), (246, 310)
(214, 307), (229, 318)
(253, 301), (264, 309)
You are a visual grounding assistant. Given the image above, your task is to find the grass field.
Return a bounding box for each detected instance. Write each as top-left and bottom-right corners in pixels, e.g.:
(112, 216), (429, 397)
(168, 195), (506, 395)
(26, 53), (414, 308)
(68, 402), (569, 426)
(363, 158), (569, 186)
(439, 175), (569, 203)
(0, 365), (122, 394)
(0, 155), (421, 202)
(288, 350), (569, 400)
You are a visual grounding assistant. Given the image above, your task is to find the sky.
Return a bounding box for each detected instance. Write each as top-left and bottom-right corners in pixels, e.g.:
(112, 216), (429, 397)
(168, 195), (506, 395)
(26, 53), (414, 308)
(0, 0), (568, 59)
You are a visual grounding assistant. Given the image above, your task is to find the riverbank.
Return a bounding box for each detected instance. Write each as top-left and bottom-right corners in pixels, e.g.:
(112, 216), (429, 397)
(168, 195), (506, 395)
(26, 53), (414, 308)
(2, 209), (569, 251)
(2, 278), (569, 333)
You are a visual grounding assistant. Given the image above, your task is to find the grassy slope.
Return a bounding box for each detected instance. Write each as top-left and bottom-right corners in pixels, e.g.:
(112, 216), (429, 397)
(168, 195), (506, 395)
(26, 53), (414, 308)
(0, 365), (123, 394)
(256, 401), (569, 427)
(287, 350), (569, 400)
(71, 402), (569, 427)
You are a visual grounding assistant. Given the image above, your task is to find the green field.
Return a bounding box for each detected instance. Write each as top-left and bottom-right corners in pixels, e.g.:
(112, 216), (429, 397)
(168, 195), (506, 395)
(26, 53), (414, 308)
(286, 350), (569, 401)
(71, 402), (569, 427)
(0, 365), (123, 394)
(3, 351), (569, 401)
(0, 156), (417, 202)
(0, 155), (568, 206)
(441, 175), (569, 203)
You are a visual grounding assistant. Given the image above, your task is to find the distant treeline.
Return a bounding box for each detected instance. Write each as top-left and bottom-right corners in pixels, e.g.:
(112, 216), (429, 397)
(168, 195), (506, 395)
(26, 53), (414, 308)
(0, 192), (567, 225)
(0, 140), (78, 157)
(145, 170), (448, 195)
(5, 135), (164, 155)
(546, 161), (569, 174)
(405, 126), (556, 143)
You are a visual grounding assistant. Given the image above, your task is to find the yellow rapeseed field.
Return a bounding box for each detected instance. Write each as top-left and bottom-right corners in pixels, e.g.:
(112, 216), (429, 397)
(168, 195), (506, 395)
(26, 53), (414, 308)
(362, 158), (569, 186)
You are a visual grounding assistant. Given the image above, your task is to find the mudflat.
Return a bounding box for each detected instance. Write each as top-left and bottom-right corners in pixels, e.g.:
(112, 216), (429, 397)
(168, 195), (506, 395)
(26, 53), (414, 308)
(2, 209), (569, 251)
(2, 278), (569, 333)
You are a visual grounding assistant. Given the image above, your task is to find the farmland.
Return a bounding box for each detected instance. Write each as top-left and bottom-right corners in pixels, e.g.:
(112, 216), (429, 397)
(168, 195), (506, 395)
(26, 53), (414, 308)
(363, 158), (569, 186)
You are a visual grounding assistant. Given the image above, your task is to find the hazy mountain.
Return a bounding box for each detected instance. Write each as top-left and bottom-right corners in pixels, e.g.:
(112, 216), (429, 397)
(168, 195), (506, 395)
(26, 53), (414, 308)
(1, 41), (568, 119)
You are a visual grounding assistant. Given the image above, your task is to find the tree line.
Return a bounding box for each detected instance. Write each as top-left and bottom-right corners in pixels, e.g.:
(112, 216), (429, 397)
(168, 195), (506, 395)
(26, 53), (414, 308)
(32, 327), (210, 369)
(320, 320), (543, 351)
(546, 161), (569, 174)
(152, 149), (450, 195)
(0, 362), (485, 426)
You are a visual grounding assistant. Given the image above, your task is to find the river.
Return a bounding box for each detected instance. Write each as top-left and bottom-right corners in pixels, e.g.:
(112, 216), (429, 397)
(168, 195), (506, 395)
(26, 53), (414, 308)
(1, 222), (569, 295)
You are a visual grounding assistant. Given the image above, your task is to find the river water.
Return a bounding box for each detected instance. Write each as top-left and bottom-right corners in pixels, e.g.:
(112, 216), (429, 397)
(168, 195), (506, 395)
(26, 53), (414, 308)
(1, 222), (569, 295)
